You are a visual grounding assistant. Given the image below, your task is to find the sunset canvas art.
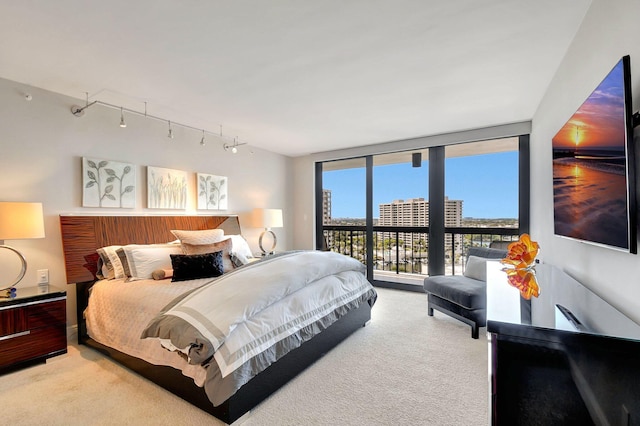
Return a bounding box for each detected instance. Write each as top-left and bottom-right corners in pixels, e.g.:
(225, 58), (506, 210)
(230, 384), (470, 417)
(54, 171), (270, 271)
(552, 56), (635, 252)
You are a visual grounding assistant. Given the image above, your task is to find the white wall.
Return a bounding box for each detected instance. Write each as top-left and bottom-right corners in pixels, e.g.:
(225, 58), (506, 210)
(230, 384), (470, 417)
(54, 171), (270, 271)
(531, 0), (640, 323)
(0, 78), (293, 325)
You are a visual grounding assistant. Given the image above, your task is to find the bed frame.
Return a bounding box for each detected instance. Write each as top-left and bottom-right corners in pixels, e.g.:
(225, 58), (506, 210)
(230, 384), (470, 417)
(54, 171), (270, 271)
(59, 215), (372, 424)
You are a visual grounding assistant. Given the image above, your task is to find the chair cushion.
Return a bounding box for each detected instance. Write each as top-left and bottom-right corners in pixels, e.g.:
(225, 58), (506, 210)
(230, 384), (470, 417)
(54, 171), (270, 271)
(463, 255), (487, 281)
(423, 275), (486, 310)
(467, 246), (507, 259)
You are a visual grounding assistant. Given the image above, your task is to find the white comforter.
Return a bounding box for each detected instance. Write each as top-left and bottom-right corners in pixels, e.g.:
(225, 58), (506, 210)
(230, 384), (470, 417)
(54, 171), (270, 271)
(142, 251), (373, 377)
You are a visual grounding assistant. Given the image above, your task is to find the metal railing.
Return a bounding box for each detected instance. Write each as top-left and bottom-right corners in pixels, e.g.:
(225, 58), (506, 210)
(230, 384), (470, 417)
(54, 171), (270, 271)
(322, 225), (519, 278)
(444, 226), (520, 275)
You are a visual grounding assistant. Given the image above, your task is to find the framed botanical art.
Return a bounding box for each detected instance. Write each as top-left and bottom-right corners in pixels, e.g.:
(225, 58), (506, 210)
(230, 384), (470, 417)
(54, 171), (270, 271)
(82, 157), (136, 208)
(147, 166), (188, 209)
(197, 173), (228, 210)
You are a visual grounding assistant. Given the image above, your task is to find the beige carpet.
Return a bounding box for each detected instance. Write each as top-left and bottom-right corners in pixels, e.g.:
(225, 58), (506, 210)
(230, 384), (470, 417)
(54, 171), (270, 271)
(0, 288), (488, 425)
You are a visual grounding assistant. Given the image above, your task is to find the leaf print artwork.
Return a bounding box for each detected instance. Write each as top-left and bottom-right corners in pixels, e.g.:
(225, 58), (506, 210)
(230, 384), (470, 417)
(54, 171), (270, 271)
(197, 173), (228, 210)
(82, 157), (136, 208)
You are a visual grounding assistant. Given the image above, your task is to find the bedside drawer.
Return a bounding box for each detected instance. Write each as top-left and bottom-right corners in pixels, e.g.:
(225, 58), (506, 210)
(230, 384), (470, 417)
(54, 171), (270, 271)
(0, 308), (27, 337)
(0, 325), (67, 367)
(28, 300), (66, 328)
(0, 287), (67, 371)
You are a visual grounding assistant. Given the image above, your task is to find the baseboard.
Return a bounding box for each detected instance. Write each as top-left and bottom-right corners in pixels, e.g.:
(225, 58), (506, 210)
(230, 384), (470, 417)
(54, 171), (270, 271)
(67, 324), (78, 343)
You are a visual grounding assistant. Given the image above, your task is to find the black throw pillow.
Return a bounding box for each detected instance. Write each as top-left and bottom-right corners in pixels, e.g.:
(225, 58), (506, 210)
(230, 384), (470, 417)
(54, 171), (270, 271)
(170, 252), (224, 282)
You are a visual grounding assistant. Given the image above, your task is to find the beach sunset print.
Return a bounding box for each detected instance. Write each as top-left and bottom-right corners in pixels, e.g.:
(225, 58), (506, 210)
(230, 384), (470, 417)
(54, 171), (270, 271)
(552, 58), (630, 250)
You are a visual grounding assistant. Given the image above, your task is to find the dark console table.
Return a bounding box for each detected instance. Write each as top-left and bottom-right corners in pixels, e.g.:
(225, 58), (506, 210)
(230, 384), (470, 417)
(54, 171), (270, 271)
(486, 262), (640, 425)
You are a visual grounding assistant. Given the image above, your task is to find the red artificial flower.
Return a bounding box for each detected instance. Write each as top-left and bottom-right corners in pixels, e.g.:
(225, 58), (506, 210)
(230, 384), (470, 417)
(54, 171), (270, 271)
(500, 234), (541, 299)
(501, 233), (539, 270)
(504, 267), (540, 300)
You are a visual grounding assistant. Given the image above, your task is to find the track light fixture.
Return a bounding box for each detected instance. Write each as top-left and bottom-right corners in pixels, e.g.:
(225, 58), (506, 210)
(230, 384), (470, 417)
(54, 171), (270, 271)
(223, 137), (247, 154)
(71, 94), (248, 150)
(119, 107), (127, 128)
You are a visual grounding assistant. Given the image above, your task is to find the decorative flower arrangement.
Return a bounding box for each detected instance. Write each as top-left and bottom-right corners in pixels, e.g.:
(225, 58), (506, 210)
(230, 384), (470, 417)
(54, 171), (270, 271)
(500, 234), (540, 300)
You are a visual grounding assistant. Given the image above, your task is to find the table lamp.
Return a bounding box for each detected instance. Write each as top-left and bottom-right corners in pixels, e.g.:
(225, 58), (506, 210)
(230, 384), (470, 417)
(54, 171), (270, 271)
(0, 202), (45, 291)
(253, 208), (283, 255)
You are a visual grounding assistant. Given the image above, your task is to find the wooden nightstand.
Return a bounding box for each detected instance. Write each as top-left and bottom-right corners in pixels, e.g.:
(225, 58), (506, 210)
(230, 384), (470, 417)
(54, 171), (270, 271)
(0, 285), (67, 372)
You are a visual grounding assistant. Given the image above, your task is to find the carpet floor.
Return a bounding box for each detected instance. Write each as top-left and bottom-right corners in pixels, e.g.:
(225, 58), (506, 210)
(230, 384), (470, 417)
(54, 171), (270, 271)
(0, 288), (488, 425)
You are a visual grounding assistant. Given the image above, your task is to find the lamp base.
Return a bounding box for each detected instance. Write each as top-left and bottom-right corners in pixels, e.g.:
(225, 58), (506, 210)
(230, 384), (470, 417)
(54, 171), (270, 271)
(0, 244), (27, 291)
(1, 287), (17, 299)
(258, 229), (277, 255)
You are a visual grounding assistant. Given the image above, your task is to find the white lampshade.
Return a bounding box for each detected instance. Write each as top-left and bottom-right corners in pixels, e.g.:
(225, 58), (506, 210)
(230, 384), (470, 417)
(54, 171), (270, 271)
(252, 208), (283, 229)
(0, 202), (45, 291)
(0, 202), (45, 240)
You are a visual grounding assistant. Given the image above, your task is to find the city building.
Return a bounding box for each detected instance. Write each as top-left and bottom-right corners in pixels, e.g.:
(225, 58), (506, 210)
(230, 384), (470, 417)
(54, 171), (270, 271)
(322, 189), (332, 224)
(378, 197), (463, 257)
(322, 189), (333, 250)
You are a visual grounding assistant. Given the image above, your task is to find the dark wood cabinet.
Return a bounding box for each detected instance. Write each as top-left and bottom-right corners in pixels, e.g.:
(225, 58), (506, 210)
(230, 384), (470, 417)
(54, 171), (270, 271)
(0, 286), (67, 371)
(487, 262), (640, 425)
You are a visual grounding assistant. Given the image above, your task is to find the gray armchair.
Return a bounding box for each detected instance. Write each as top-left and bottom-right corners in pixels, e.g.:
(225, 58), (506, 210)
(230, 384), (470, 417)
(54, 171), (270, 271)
(423, 247), (507, 338)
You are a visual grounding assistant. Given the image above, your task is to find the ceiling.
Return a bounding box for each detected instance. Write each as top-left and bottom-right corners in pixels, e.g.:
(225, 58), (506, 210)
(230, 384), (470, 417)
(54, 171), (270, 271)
(0, 1), (591, 157)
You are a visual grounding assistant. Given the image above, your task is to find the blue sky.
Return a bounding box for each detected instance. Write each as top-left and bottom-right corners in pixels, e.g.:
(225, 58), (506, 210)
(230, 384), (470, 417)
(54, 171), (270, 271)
(323, 151), (519, 219)
(553, 58), (626, 150)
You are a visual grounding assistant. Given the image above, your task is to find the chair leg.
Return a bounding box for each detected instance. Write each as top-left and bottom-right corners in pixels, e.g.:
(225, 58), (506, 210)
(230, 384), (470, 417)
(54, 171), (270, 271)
(428, 305), (434, 316)
(471, 323), (479, 339)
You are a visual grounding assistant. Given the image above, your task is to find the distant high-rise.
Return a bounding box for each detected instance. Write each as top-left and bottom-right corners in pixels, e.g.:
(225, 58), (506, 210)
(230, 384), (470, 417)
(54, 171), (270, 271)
(378, 197), (463, 256)
(322, 189), (332, 224)
(322, 189), (333, 250)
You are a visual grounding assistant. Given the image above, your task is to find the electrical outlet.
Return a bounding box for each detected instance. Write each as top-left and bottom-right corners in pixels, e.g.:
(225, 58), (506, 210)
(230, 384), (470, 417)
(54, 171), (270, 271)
(37, 269), (49, 285)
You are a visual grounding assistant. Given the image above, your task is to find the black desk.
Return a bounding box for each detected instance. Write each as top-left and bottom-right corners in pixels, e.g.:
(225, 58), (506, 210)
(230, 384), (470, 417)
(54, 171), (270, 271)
(486, 262), (640, 425)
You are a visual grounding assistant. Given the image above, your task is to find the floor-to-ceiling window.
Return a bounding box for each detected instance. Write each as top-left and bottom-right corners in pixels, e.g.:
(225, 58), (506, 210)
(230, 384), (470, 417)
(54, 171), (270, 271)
(372, 150), (429, 286)
(444, 138), (521, 276)
(317, 136), (529, 291)
(319, 157), (367, 262)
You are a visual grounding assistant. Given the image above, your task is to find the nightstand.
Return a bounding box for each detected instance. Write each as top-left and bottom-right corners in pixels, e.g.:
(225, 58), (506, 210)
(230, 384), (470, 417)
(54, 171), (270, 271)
(0, 285), (67, 372)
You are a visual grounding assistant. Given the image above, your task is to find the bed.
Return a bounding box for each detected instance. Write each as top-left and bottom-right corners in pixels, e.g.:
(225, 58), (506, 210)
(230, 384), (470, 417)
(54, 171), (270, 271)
(59, 215), (376, 424)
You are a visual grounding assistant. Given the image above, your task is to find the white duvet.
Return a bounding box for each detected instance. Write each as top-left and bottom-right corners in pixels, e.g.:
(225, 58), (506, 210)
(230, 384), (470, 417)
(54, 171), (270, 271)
(142, 251), (374, 377)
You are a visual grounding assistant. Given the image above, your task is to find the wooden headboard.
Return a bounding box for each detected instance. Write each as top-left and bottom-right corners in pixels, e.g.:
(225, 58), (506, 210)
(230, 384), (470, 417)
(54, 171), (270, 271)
(59, 215), (241, 284)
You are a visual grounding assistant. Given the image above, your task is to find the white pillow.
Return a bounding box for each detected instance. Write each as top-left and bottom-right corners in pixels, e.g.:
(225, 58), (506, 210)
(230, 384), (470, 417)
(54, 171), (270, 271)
(122, 244), (183, 280)
(100, 262), (110, 280)
(170, 229), (225, 245)
(463, 255), (487, 281)
(226, 235), (254, 265)
(96, 245), (125, 279)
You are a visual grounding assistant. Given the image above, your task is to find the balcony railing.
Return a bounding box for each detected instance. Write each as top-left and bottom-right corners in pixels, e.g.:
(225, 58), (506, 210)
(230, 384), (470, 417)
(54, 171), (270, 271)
(322, 225), (519, 280)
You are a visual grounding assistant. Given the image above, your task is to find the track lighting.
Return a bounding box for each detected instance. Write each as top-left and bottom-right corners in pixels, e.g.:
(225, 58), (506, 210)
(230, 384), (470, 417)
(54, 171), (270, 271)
(119, 107), (127, 128)
(223, 137), (247, 154)
(71, 96), (249, 151)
